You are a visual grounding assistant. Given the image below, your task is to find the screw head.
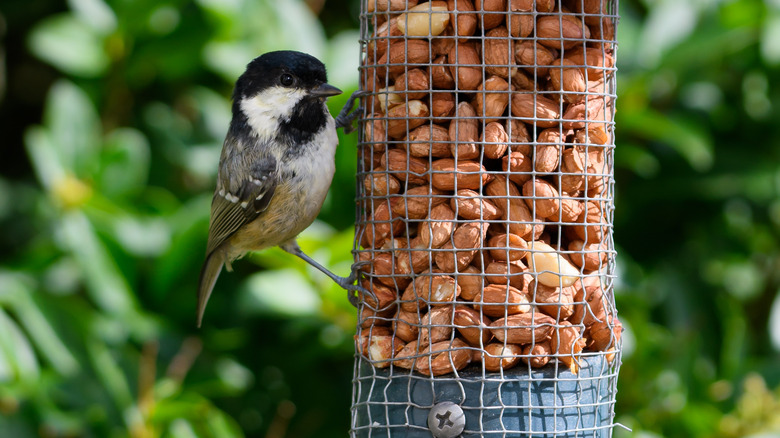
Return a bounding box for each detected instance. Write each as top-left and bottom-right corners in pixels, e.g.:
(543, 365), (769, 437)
(427, 402), (465, 438)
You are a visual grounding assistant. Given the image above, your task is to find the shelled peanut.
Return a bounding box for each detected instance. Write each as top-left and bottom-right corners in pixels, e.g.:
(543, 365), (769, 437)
(355, 0), (621, 377)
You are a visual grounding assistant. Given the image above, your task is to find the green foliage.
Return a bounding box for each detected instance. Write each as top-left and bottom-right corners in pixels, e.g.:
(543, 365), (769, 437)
(612, 0), (780, 436)
(1, 0), (780, 437)
(720, 373), (780, 437)
(2, 0), (360, 436)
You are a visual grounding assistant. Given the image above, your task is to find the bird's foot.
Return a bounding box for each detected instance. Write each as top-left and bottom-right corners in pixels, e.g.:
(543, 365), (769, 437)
(281, 241), (373, 308)
(335, 90), (365, 134)
(338, 260), (374, 308)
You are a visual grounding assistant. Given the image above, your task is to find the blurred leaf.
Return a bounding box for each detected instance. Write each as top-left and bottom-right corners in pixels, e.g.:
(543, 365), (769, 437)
(0, 178), (12, 221)
(43, 257), (83, 295)
(769, 290), (780, 351)
(0, 416), (36, 438)
(190, 87), (232, 141)
(24, 126), (66, 191)
(268, 0), (326, 58)
(201, 0), (327, 80)
(98, 128), (151, 198)
(203, 408), (243, 438)
(0, 308), (40, 384)
(85, 339), (133, 414)
(215, 357), (253, 392)
(761, 12), (780, 65)
(0, 274), (80, 377)
(703, 257), (764, 301)
(203, 41), (256, 83)
(324, 30), (361, 91)
(168, 418), (199, 438)
(28, 14), (109, 77)
(240, 269), (321, 317)
(57, 211), (137, 316)
(43, 80), (102, 178)
(68, 0), (117, 35)
(720, 374), (780, 437)
(195, 0), (244, 19)
(621, 108), (714, 171)
(148, 6), (181, 36)
(638, 0), (698, 68)
(151, 194), (210, 296)
(183, 144), (222, 182)
(615, 143), (661, 178)
(111, 215), (172, 257)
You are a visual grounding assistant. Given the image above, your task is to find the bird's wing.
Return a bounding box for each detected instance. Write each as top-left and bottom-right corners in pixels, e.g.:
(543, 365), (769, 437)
(205, 155), (278, 256)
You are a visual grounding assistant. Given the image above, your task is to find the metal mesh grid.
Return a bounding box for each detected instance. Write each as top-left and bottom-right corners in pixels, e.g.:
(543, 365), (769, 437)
(352, 1), (621, 436)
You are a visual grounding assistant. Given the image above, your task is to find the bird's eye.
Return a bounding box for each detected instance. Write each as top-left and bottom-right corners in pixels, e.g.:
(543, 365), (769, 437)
(280, 74), (294, 87)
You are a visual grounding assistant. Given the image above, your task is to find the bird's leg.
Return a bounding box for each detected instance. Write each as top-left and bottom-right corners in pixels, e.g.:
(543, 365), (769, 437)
(334, 90), (365, 134)
(281, 241), (373, 307)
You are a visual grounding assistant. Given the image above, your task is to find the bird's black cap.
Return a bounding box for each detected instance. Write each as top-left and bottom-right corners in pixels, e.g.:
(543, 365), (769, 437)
(232, 50), (330, 101)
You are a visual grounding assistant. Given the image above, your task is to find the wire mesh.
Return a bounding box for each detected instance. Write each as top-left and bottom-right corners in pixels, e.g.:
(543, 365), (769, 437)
(352, 1), (621, 436)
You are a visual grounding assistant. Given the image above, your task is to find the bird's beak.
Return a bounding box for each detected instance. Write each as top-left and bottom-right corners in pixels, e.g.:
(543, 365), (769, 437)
(309, 83), (342, 97)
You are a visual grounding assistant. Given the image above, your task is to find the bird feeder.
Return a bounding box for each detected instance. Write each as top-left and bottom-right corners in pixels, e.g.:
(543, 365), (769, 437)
(353, 0), (621, 436)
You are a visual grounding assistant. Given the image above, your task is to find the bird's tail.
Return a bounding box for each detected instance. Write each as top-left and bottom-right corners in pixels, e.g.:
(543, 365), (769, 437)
(197, 251), (224, 327)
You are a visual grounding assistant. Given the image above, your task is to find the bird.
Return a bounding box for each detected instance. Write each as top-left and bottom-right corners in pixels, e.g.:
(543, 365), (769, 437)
(196, 50), (366, 327)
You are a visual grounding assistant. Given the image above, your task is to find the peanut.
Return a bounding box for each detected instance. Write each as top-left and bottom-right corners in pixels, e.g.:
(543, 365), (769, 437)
(451, 189), (501, 220)
(524, 241), (579, 287)
(397, 2), (451, 37)
(448, 43), (482, 90)
(481, 121), (509, 159)
(430, 159), (491, 190)
(482, 342), (524, 371)
(490, 312), (555, 344)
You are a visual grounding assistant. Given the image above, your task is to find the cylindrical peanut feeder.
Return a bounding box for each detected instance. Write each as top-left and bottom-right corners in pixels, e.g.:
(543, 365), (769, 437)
(353, 1), (621, 436)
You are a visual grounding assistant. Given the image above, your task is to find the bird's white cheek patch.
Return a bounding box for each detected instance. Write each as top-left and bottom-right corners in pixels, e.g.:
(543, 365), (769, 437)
(240, 87), (307, 140)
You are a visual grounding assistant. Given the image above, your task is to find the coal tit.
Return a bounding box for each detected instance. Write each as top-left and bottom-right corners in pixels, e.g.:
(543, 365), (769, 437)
(196, 50), (365, 327)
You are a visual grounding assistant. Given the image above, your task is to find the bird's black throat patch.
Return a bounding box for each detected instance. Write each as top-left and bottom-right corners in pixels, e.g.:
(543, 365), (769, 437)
(278, 97), (328, 152)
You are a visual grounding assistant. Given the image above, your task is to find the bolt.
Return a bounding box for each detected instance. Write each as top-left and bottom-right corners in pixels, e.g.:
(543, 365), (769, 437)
(427, 402), (465, 438)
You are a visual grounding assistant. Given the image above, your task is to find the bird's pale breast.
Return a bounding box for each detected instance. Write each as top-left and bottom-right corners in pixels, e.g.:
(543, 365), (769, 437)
(227, 118), (337, 258)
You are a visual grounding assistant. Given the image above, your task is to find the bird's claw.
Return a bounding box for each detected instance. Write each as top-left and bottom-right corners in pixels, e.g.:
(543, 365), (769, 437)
(336, 260), (373, 308)
(335, 90), (366, 134)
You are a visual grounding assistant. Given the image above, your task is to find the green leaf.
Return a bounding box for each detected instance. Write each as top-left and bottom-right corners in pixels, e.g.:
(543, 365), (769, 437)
(240, 269), (321, 317)
(215, 358), (253, 392)
(57, 211), (137, 316)
(770, 290), (780, 351)
(68, 0), (117, 35)
(621, 108), (714, 171)
(0, 308), (40, 383)
(202, 41), (255, 82)
(204, 409), (243, 438)
(24, 126), (66, 190)
(615, 143), (661, 177)
(760, 12), (780, 65)
(266, 0), (326, 58)
(324, 30), (361, 90)
(189, 87), (232, 141)
(0, 274), (81, 376)
(85, 339), (133, 413)
(169, 418), (199, 438)
(28, 14), (109, 77)
(150, 195), (210, 296)
(0, 414), (37, 438)
(98, 128), (151, 198)
(195, 0), (245, 19)
(44, 80), (102, 178)
(111, 216), (172, 257)
(637, 0), (698, 67)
